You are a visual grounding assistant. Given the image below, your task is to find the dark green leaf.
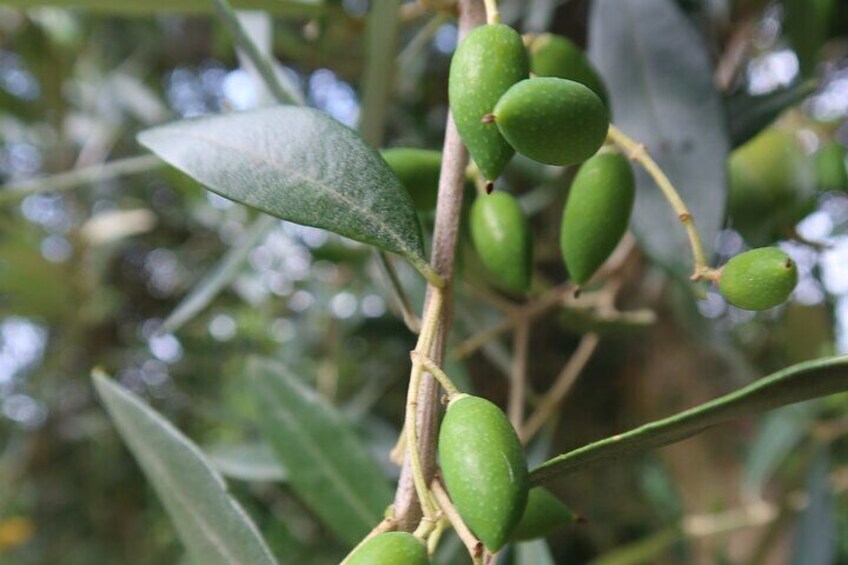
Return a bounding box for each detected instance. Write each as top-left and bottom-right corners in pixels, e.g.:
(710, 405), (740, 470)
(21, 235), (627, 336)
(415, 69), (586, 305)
(138, 106), (431, 277)
(727, 81), (817, 148)
(92, 371), (277, 565)
(530, 356), (848, 485)
(589, 0), (729, 275)
(784, 0), (834, 77)
(249, 358), (394, 545)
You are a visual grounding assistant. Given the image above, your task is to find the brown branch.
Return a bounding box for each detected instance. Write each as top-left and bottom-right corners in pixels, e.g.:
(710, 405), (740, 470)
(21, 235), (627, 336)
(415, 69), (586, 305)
(508, 319), (530, 428)
(392, 0), (485, 530)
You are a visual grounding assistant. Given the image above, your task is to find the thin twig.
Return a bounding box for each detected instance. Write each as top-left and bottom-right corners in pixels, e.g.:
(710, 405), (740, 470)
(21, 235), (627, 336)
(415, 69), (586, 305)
(508, 319), (530, 428)
(521, 333), (600, 443)
(431, 478), (484, 564)
(340, 517), (397, 564)
(606, 125), (718, 281)
(377, 251), (422, 334)
(210, 0), (303, 105)
(0, 155), (161, 204)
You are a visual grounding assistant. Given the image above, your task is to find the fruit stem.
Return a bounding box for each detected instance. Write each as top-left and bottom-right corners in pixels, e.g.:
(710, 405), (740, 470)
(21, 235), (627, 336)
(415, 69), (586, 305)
(339, 517), (397, 564)
(410, 352), (462, 398)
(431, 478), (484, 564)
(483, 0), (500, 24)
(405, 288), (445, 520)
(606, 124), (720, 281)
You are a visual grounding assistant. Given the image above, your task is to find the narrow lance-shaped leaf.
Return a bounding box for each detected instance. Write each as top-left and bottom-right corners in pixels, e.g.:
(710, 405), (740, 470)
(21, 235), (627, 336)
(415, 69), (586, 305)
(92, 371), (277, 565)
(138, 106), (433, 279)
(531, 356), (848, 486)
(249, 358), (394, 545)
(589, 0), (729, 275)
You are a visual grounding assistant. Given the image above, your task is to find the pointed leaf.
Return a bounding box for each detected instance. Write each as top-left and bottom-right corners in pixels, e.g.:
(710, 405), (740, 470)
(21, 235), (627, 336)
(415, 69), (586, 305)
(249, 358), (393, 545)
(92, 371), (277, 565)
(727, 81), (817, 148)
(589, 0), (729, 275)
(531, 356), (848, 486)
(138, 106), (430, 275)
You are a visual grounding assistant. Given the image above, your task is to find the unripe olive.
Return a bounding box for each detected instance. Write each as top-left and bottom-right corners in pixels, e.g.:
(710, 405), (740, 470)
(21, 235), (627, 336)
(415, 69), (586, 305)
(510, 487), (576, 541)
(527, 33), (608, 106)
(493, 77), (609, 166)
(380, 148), (442, 211)
(449, 24), (529, 182)
(728, 129), (816, 246)
(469, 191), (533, 293)
(560, 152), (635, 285)
(718, 247), (798, 311)
(438, 394), (529, 552)
(346, 532), (429, 565)
(815, 142), (848, 191)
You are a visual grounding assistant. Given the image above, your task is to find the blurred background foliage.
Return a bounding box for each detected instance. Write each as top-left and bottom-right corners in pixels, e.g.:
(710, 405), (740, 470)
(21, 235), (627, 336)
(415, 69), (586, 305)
(0, 0), (847, 563)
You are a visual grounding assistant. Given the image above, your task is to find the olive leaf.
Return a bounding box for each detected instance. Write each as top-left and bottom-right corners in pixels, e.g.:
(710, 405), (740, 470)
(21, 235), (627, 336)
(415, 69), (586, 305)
(589, 0), (729, 276)
(138, 106), (434, 280)
(727, 81), (817, 148)
(530, 356), (848, 485)
(92, 371), (277, 565)
(249, 358), (394, 545)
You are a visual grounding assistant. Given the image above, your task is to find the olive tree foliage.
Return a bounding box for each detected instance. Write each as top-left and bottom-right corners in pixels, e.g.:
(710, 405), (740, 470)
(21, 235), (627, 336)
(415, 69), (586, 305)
(1, 0), (848, 563)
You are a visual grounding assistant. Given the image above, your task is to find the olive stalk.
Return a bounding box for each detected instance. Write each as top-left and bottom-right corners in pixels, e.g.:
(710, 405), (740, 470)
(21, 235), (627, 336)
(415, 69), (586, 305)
(411, 352), (462, 398)
(483, 0), (499, 24)
(606, 124), (720, 281)
(430, 478), (484, 564)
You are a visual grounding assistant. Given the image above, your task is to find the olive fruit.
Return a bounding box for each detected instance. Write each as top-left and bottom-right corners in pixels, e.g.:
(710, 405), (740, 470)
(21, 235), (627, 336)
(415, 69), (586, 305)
(346, 532), (429, 565)
(493, 77), (609, 166)
(381, 148), (442, 211)
(815, 142), (848, 191)
(560, 152), (635, 285)
(449, 24), (529, 182)
(527, 33), (608, 105)
(728, 129), (815, 246)
(510, 487), (576, 541)
(469, 191), (533, 293)
(438, 394), (529, 552)
(718, 247), (798, 311)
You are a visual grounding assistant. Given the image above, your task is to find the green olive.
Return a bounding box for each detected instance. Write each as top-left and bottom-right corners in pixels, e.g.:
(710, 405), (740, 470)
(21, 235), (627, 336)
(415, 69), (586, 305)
(469, 191), (533, 293)
(560, 152), (635, 285)
(718, 247), (798, 311)
(510, 487), (576, 541)
(346, 532), (429, 565)
(728, 129), (816, 246)
(380, 148), (443, 212)
(815, 142), (848, 191)
(449, 24), (529, 182)
(528, 33), (608, 106)
(438, 394), (529, 552)
(493, 77), (609, 166)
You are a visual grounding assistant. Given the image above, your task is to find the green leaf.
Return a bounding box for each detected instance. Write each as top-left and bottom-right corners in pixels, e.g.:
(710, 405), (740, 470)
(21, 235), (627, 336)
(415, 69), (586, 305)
(138, 106), (433, 279)
(784, 0), (834, 77)
(515, 540), (556, 565)
(205, 441), (287, 483)
(91, 371), (277, 565)
(791, 448), (835, 565)
(160, 215), (276, 335)
(589, 0), (729, 275)
(1, 0), (326, 15)
(727, 81), (817, 149)
(249, 358), (394, 545)
(530, 356), (848, 486)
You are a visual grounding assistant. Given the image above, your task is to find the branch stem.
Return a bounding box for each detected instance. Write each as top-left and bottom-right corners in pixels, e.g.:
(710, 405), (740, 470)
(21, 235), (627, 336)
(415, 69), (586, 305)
(431, 478), (484, 564)
(483, 0), (499, 24)
(606, 124), (718, 281)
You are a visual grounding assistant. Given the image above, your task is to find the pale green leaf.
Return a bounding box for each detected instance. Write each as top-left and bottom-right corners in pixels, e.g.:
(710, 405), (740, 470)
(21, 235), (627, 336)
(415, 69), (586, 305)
(92, 371), (277, 565)
(138, 106), (431, 278)
(531, 356), (848, 485)
(205, 441), (287, 483)
(249, 358), (394, 545)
